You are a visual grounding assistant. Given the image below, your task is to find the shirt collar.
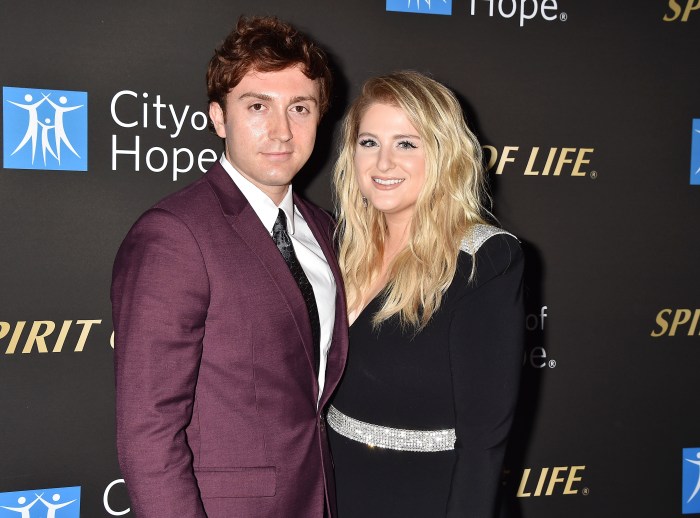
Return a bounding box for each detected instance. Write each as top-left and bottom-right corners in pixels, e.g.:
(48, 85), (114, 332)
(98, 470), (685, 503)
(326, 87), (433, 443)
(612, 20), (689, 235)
(219, 154), (295, 235)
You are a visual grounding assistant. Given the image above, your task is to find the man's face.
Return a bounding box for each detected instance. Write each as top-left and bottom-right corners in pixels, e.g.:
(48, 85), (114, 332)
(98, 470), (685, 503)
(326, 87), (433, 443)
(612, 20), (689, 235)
(209, 66), (320, 204)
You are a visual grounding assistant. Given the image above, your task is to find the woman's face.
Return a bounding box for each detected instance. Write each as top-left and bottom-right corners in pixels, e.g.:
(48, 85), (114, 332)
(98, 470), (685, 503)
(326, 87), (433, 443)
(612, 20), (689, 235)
(354, 102), (426, 225)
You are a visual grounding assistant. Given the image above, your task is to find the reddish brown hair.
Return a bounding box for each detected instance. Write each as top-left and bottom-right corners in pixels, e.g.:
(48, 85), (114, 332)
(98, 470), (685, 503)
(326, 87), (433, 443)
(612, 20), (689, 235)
(207, 16), (332, 120)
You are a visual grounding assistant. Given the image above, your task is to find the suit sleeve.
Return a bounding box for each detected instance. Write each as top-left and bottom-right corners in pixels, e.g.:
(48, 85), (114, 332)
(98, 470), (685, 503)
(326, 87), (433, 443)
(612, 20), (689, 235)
(112, 208), (210, 518)
(446, 235), (525, 517)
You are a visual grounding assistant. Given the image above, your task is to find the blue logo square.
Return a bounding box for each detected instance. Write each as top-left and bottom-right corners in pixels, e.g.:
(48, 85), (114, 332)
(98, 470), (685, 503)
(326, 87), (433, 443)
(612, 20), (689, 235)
(386, 0), (452, 15)
(683, 448), (700, 514)
(691, 119), (700, 186)
(3, 86), (88, 172)
(0, 486), (80, 518)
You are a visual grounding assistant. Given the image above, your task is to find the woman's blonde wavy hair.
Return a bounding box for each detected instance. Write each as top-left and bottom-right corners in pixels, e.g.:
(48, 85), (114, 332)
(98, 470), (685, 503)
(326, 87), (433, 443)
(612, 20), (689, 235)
(333, 70), (490, 331)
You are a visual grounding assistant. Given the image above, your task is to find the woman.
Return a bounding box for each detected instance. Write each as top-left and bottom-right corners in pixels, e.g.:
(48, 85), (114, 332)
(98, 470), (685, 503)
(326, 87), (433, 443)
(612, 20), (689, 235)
(328, 71), (524, 517)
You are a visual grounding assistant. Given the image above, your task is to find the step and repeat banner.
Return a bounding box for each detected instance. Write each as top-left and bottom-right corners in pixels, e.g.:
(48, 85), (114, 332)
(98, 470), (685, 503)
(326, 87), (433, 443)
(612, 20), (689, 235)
(1, 1), (698, 517)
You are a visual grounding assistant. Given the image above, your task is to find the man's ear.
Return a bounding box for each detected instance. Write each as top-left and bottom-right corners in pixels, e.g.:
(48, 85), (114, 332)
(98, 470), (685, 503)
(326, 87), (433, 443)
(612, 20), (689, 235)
(209, 102), (226, 138)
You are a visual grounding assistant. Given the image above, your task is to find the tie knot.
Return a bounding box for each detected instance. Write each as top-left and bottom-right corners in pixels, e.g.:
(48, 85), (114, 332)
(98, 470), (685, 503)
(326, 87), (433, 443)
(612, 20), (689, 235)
(274, 208), (288, 233)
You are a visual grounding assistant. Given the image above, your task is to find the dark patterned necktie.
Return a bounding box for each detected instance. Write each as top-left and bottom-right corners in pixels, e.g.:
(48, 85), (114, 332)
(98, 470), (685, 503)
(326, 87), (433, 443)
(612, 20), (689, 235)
(272, 209), (320, 375)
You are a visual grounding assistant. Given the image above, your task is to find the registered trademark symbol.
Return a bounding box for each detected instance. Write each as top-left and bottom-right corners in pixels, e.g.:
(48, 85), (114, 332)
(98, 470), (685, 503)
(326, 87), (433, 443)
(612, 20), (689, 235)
(548, 359), (557, 368)
(582, 487), (590, 496)
(560, 12), (568, 21)
(590, 170), (598, 179)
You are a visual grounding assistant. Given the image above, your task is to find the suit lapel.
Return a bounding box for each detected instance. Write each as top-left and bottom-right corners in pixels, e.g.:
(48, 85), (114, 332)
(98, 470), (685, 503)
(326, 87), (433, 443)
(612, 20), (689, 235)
(294, 195), (349, 409)
(205, 164), (318, 386)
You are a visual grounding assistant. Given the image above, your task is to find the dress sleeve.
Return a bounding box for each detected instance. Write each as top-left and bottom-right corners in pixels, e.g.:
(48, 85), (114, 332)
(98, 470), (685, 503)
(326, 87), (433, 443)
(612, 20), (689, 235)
(111, 208), (210, 518)
(446, 234), (525, 517)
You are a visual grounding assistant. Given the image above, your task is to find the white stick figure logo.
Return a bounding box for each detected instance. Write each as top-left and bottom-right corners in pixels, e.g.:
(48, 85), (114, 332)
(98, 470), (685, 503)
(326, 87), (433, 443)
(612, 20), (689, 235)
(37, 493), (76, 518)
(0, 494), (42, 518)
(407, 0), (447, 9)
(0, 491), (76, 518)
(687, 452), (700, 503)
(44, 95), (82, 162)
(6, 92), (82, 166)
(694, 129), (700, 175)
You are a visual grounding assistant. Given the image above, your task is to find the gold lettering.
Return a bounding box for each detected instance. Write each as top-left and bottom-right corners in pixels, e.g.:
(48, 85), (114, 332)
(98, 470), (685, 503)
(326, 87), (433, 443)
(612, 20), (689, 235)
(524, 147), (541, 175)
(534, 467), (549, 496)
(564, 466), (585, 494)
(651, 309), (672, 337)
(74, 319), (102, 352)
(541, 148), (557, 176)
(52, 320), (73, 353)
(682, 0), (700, 21)
(663, 0), (682, 21)
(545, 467), (567, 496)
(553, 148), (576, 176)
(517, 468), (532, 497)
(495, 146), (519, 175)
(5, 321), (26, 354)
(22, 321), (56, 353)
(0, 322), (10, 341)
(669, 309), (692, 336)
(572, 148), (593, 176)
(689, 309), (700, 336)
(483, 145), (498, 171)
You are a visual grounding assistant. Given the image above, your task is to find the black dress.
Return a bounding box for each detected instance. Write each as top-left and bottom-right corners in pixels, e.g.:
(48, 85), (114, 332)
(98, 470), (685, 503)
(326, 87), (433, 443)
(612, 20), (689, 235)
(328, 227), (524, 518)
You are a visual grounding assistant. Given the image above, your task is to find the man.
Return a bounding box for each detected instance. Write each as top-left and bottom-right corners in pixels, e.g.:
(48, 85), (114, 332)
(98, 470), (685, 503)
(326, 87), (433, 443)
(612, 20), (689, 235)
(111, 16), (348, 518)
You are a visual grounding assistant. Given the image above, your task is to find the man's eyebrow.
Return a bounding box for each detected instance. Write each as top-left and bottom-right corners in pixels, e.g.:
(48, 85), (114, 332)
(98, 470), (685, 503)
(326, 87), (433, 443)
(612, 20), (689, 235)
(238, 92), (274, 101)
(290, 95), (318, 105)
(237, 93), (318, 105)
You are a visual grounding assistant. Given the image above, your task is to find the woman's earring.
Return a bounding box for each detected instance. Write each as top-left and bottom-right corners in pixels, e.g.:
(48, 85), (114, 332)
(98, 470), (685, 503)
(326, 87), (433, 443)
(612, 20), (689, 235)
(361, 196), (368, 208)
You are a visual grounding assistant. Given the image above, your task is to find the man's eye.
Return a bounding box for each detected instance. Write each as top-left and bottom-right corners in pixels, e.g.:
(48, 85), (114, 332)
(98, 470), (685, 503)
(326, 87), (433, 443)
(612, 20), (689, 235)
(250, 103), (264, 111)
(291, 105), (309, 114)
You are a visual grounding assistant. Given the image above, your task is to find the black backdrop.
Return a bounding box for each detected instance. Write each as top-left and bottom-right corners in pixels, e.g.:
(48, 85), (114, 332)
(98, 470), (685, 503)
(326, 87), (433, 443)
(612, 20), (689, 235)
(1, 1), (699, 517)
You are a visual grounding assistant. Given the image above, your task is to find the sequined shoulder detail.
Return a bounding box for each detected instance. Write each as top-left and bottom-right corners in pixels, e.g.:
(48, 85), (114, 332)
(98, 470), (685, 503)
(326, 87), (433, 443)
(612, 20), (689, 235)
(459, 224), (516, 256)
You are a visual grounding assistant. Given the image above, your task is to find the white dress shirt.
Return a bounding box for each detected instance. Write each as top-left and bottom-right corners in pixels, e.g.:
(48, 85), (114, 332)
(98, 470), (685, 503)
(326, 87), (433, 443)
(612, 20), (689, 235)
(219, 155), (336, 403)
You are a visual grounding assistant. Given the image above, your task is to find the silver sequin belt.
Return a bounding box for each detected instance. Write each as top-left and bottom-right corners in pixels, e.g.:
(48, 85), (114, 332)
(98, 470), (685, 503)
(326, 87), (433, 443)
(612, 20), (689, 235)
(326, 405), (456, 453)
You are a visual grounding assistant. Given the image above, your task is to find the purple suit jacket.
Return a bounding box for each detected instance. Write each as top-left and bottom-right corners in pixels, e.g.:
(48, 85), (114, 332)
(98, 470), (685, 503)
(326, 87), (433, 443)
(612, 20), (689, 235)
(111, 162), (348, 518)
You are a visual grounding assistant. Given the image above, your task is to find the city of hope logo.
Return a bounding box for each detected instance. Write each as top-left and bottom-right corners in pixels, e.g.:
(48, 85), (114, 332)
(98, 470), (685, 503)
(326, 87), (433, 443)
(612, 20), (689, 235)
(691, 119), (700, 186)
(386, 0), (452, 15)
(3, 86), (87, 172)
(684, 448), (700, 514)
(468, 0), (568, 27)
(0, 486), (80, 518)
